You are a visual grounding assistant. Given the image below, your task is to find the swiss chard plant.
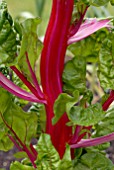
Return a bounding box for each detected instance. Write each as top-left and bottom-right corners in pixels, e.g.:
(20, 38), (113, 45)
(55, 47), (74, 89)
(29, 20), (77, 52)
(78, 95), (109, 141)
(1, 0), (114, 169)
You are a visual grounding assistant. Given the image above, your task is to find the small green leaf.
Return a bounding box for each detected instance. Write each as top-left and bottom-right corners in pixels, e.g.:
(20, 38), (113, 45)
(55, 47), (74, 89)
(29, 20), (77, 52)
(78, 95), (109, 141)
(18, 18), (42, 82)
(68, 103), (105, 126)
(52, 90), (79, 125)
(10, 161), (34, 170)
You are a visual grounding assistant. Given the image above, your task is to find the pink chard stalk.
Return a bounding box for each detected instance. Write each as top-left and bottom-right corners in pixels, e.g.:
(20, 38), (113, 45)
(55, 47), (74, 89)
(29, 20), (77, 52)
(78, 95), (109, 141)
(0, 0), (114, 168)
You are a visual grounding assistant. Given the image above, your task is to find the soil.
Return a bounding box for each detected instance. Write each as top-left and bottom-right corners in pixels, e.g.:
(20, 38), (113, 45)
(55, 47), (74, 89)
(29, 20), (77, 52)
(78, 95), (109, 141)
(0, 147), (20, 170)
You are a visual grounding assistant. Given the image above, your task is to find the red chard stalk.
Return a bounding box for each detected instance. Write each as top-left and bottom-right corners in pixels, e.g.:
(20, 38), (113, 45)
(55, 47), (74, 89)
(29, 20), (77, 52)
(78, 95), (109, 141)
(40, 0), (74, 158)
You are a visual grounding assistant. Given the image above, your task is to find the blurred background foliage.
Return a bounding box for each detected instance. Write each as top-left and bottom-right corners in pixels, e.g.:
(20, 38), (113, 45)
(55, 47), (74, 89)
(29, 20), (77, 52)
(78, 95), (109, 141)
(5, 1), (114, 36)
(6, 0), (52, 36)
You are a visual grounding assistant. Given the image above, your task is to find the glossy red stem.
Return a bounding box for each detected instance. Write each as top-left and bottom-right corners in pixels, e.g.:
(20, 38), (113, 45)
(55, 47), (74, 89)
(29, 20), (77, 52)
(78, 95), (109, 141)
(40, 0), (74, 158)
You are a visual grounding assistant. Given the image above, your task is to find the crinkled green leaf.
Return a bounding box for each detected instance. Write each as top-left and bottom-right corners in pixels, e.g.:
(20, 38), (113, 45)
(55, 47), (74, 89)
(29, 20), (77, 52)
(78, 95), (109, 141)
(98, 32), (114, 90)
(0, 88), (38, 149)
(0, 0), (17, 64)
(74, 152), (114, 170)
(36, 134), (60, 169)
(52, 90), (79, 125)
(58, 145), (73, 170)
(18, 18), (42, 82)
(10, 161), (34, 170)
(94, 107), (114, 137)
(68, 28), (109, 63)
(68, 103), (105, 126)
(63, 57), (86, 94)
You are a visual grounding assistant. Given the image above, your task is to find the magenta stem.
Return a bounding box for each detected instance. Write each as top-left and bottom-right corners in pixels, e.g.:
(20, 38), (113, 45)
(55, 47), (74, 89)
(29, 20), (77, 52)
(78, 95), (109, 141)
(102, 90), (114, 111)
(70, 132), (114, 149)
(25, 52), (44, 99)
(68, 6), (88, 37)
(40, 0), (74, 158)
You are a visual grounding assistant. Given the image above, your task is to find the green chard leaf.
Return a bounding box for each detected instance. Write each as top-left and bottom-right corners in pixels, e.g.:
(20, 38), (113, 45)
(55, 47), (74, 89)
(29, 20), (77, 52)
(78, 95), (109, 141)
(18, 18), (42, 82)
(67, 103), (105, 126)
(62, 57), (86, 94)
(35, 134), (60, 169)
(98, 32), (114, 90)
(10, 161), (34, 170)
(68, 37), (97, 62)
(74, 152), (114, 170)
(0, 88), (13, 151)
(30, 103), (46, 135)
(94, 107), (114, 137)
(0, 0), (17, 65)
(52, 90), (79, 125)
(0, 88), (38, 151)
(68, 28), (109, 63)
(85, 142), (110, 153)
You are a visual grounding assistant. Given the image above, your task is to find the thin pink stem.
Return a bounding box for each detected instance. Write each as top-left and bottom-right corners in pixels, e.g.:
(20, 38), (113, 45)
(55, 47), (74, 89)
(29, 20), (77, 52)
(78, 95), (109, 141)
(10, 66), (45, 100)
(69, 126), (81, 144)
(70, 132), (114, 149)
(25, 52), (44, 99)
(0, 72), (46, 103)
(30, 143), (38, 160)
(68, 6), (88, 37)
